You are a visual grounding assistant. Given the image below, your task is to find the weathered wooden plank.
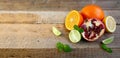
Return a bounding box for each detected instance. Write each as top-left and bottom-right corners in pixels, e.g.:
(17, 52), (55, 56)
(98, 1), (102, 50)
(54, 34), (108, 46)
(0, 11), (119, 24)
(0, 24), (119, 48)
(0, 48), (119, 58)
(0, 0), (119, 10)
(0, 13), (38, 23)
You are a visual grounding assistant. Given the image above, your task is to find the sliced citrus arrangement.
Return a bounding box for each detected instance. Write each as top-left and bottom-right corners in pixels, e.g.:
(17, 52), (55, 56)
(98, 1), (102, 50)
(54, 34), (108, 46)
(103, 16), (116, 33)
(69, 30), (81, 43)
(65, 10), (83, 30)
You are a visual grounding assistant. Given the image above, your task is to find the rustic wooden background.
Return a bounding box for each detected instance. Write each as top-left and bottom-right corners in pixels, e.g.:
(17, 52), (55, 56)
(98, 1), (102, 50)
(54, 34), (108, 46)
(0, 0), (119, 58)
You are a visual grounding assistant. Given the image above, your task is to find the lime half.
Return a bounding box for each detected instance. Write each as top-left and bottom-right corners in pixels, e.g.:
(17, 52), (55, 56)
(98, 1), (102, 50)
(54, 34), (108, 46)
(69, 30), (81, 43)
(52, 26), (61, 36)
(102, 36), (114, 44)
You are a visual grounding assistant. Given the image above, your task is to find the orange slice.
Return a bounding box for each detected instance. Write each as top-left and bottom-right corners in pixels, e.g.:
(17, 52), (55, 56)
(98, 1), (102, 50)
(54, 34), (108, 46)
(65, 10), (83, 30)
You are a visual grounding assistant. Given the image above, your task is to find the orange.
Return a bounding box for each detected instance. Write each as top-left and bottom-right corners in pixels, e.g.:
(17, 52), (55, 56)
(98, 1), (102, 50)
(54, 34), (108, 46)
(65, 10), (83, 30)
(80, 4), (104, 20)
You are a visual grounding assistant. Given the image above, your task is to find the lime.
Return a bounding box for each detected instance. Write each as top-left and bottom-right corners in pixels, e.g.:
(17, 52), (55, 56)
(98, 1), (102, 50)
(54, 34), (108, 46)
(102, 36), (114, 44)
(52, 26), (61, 36)
(103, 16), (116, 33)
(69, 30), (81, 43)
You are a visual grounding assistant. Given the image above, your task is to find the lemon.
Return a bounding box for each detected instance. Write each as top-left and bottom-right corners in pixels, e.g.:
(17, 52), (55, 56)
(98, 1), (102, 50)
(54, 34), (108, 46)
(52, 26), (61, 36)
(69, 30), (81, 43)
(103, 16), (116, 33)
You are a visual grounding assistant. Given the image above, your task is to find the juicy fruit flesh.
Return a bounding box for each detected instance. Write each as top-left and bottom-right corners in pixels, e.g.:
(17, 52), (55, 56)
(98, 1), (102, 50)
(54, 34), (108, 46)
(102, 36), (114, 44)
(65, 10), (83, 30)
(103, 16), (116, 32)
(52, 26), (61, 36)
(69, 30), (81, 43)
(65, 10), (80, 30)
(81, 19), (105, 41)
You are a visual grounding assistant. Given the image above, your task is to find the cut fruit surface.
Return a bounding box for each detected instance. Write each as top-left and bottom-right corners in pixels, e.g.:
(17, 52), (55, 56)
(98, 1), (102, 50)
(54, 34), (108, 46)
(52, 26), (61, 36)
(102, 36), (114, 44)
(103, 16), (116, 33)
(69, 30), (81, 43)
(81, 18), (105, 41)
(65, 10), (83, 30)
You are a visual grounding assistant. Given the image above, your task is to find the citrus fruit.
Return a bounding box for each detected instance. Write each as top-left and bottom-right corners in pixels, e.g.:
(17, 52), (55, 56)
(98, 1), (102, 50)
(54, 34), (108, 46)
(65, 10), (83, 30)
(81, 4), (104, 20)
(52, 26), (61, 36)
(103, 16), (116, 33)
(102, 36), (114, 44)
(69, 30), (81, 43)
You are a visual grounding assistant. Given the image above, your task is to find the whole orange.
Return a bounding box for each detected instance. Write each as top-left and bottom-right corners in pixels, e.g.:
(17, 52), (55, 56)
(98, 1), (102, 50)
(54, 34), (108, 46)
(80, 4), (104, 20)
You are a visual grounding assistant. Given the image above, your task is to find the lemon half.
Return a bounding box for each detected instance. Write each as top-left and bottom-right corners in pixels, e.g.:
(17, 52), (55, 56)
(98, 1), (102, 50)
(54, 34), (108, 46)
(103, 16), (116, 33)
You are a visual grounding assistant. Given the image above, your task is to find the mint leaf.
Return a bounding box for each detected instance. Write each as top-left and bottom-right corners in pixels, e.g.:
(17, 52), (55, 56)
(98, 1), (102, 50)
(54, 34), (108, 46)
(63, 44), (72, 52)
(101, 44), (112, 53)
(56, 42), (72, 52)
(74, 25), (84, 33)
(56, 42), (64, 52)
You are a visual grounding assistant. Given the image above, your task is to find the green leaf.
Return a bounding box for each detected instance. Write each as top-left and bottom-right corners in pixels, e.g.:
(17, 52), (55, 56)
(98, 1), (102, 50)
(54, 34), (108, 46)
(63, 44), (72, 52)
(101, 44), (112, 53)
(56, 42), (72, 52)
(56, 42), (64, 52)
(74, 25), (84, 33)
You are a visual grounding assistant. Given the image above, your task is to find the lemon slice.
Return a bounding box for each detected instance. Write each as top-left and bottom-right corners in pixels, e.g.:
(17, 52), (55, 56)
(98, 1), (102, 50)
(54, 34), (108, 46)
(103, 16), (116, 33)
(52, 26), (61, 36)
(69, 30), (81, 43)
(102, 36), (114, 44)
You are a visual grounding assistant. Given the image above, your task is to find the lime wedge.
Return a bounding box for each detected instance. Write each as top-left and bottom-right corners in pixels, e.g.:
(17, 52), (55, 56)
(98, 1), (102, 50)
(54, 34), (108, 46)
(52, 26), (61, 36)
(102, 36), (114, 44)
(69, 30), (81, 43)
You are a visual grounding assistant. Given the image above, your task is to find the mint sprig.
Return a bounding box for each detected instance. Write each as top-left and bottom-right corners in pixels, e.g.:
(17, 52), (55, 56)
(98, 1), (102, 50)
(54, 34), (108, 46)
(101, 44), (112, 53)
(74, 25), (84, 33)
(56, 42), (72, 52)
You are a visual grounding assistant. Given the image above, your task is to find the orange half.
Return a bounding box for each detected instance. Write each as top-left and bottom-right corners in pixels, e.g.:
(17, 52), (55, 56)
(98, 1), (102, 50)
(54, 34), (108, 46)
(65, 10), (83, 30)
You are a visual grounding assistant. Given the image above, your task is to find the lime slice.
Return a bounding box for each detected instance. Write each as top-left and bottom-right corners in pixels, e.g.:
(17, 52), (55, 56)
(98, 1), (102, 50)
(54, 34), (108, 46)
(102, 36), (114, 44)
(103, 16), (116, 33)
(69, 30), (81, 43)
(52, 26), (61, 36)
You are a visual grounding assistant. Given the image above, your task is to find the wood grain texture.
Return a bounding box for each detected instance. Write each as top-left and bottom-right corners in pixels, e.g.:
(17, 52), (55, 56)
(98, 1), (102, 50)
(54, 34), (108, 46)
(0, 0), (119, 58)
(0, 48), (119, 58)
(0, 24), (119, 49)
(0, 10), (119, 24)
(0, 0), (119, 11)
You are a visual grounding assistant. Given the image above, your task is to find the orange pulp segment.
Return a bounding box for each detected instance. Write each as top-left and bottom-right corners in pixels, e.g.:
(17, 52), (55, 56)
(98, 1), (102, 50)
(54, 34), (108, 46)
(65, 10), (83, 30)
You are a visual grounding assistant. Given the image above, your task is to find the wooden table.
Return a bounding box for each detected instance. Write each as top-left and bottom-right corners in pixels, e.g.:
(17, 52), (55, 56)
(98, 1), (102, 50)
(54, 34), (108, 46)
(0, 0), (119, 58)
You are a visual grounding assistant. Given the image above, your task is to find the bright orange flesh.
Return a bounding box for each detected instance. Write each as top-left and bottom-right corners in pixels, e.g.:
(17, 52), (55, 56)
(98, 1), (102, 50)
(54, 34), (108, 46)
(65, 10), (83, 30)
